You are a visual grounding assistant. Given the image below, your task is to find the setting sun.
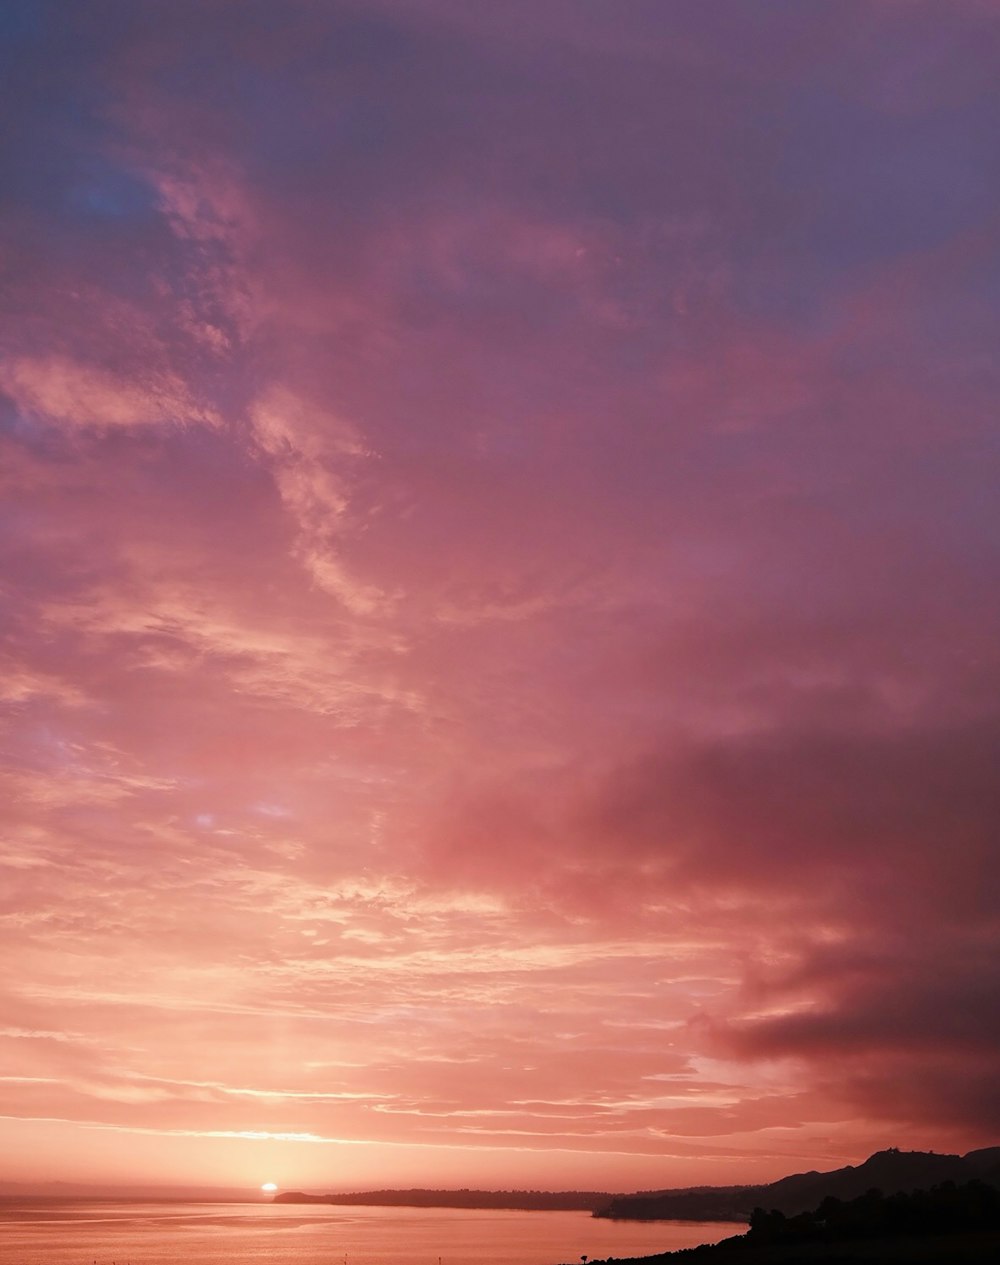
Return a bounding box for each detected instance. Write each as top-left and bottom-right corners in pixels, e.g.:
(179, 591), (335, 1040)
(261, 1183), (278, 1194)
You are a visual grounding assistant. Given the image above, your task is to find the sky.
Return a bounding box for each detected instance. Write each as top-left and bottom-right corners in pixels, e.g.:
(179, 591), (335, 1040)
(1, 0), (999, 1196)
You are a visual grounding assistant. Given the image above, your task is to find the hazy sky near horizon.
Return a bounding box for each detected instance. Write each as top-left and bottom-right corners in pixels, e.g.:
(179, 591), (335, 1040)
(1, 0), (999, 1194)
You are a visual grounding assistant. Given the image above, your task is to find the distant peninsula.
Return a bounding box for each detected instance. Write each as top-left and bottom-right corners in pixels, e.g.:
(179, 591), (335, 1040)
(274, 1187), (610, 1211)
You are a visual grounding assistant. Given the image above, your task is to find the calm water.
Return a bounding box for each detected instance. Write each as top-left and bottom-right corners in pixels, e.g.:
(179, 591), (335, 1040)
(0, 1200), (745, 1265)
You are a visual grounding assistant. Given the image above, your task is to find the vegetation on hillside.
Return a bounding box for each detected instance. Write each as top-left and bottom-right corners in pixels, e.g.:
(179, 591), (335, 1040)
(746, 1179), (1000, 1246)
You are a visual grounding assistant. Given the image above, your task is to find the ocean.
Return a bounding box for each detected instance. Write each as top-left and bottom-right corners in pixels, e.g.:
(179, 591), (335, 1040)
(0, 1200), (745, 1265)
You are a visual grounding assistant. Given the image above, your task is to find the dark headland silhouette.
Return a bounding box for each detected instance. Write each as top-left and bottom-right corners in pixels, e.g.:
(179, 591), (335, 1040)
(575, 1182), (1000, 1265)
(594, 1146), (1000, 1222)
(583, 1149), (1000, 1265)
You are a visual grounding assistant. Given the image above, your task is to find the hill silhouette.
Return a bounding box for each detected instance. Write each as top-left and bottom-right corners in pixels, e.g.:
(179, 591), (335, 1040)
(596, 1148), (1000, 1221)
(580, 1179), (1000, 1265)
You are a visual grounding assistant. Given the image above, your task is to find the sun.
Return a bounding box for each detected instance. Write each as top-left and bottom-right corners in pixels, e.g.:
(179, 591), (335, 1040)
(261, 1182), (278, 1193)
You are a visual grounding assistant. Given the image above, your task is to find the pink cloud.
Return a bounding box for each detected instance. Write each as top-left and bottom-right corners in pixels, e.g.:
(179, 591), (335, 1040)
(0, 355), (217, 430)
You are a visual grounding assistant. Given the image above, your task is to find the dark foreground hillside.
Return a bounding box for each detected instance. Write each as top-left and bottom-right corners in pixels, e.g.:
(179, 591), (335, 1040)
(582, 1230), (1000, 1265)
(580, 1181), (1000, 1265)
